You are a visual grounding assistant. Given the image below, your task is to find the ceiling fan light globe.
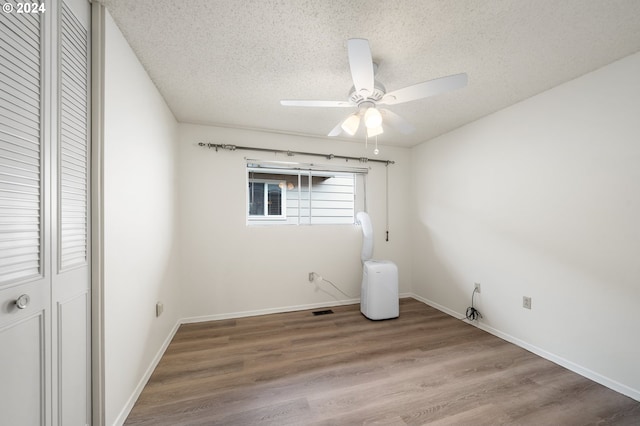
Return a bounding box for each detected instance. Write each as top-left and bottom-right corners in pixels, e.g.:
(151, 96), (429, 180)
(367, 125), (384, 137)
(364, 107), (382, 128)
(341, 114), (361, 135)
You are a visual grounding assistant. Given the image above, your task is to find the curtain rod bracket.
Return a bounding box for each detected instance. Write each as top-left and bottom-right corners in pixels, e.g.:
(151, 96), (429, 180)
(198, 142), (237, 152)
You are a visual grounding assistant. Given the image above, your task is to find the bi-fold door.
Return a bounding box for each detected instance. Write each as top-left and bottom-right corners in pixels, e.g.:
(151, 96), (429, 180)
(0, 0), (91, 424)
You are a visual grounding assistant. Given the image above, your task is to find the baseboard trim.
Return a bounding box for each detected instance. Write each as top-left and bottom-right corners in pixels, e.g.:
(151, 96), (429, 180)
(181, 298), (360, 324)
(181, 294), (413, 324)
(409, 293), (640, 402)
(113, 320), (182, 426)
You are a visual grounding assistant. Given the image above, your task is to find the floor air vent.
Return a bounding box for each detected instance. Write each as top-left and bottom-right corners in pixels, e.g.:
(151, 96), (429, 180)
(312, 309), (334, 316)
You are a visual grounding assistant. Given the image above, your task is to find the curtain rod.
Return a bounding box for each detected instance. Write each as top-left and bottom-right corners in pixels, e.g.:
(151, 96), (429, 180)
(197, 143), (395, 165)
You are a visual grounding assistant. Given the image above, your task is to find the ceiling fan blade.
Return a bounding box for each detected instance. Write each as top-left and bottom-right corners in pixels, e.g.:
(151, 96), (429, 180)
(328, 118), (346, 137)
(347, 38), (375, 96)
(280, 100), (352, 107)
(380, 109), (415, 134)
(379, 73), (468, 105)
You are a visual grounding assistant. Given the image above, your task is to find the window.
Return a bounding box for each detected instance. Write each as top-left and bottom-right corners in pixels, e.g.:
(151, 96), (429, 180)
(247, 161), (367, 225)
(248, 180), (285, 218)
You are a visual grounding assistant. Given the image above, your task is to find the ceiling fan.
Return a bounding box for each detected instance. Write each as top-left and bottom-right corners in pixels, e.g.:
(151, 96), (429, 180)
(280, 38), (468, 138)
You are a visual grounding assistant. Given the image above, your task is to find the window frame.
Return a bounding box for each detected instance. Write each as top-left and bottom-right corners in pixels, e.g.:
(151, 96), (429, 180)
(246, 160), (368, 226)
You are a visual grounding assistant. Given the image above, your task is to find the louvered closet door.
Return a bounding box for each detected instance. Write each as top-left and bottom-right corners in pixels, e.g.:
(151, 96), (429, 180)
(52, 0), (91, 425)
(1, 1), (91, 424)
(0, 3), (50, 425)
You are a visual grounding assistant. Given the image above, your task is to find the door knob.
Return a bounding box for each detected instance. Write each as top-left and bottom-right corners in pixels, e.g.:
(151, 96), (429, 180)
(15, 294), (30, 309)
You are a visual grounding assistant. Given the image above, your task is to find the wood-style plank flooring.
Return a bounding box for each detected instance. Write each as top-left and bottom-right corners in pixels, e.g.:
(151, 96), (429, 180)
(125, 298), (640, 425)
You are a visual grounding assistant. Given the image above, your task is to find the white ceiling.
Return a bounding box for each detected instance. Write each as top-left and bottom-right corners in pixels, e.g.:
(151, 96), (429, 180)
(99, 0), (640, 147)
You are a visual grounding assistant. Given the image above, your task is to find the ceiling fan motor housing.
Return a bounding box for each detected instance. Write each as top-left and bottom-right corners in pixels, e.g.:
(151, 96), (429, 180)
(349, 81), (386, 106)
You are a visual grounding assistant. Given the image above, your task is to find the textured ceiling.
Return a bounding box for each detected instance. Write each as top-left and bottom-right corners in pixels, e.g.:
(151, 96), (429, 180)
(99, 0), (640, 147)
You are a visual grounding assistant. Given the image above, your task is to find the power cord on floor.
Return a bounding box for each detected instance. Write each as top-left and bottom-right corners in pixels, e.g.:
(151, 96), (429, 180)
(321, 277), (356, 299)
(463, 287), (482, 322)
(311, 273), (356, 299)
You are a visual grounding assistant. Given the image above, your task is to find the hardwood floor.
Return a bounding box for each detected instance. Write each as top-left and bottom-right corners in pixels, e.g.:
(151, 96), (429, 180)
(125, 298), (640, 425)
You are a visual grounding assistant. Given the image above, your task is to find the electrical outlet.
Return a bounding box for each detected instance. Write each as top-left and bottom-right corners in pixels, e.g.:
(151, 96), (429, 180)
(156, 302), (164, 317)
(523, 296), (532, 310)
(474, 283), (481, 293)
(308, 272), (314, 282)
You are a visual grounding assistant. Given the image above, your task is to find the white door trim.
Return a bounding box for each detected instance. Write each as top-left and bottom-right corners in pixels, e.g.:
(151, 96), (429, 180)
(90, 3), (105, 425)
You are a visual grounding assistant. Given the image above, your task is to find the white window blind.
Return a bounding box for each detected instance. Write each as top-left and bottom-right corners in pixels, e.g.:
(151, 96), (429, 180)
(59, 1), (89, 270)
(0, 6), (42, 284)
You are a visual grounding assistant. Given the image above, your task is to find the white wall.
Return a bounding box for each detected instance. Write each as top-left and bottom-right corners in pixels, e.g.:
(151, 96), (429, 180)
(177, 124), (412, 320)
(411, 52), (640, 399)
(103, 11), (180, 425)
